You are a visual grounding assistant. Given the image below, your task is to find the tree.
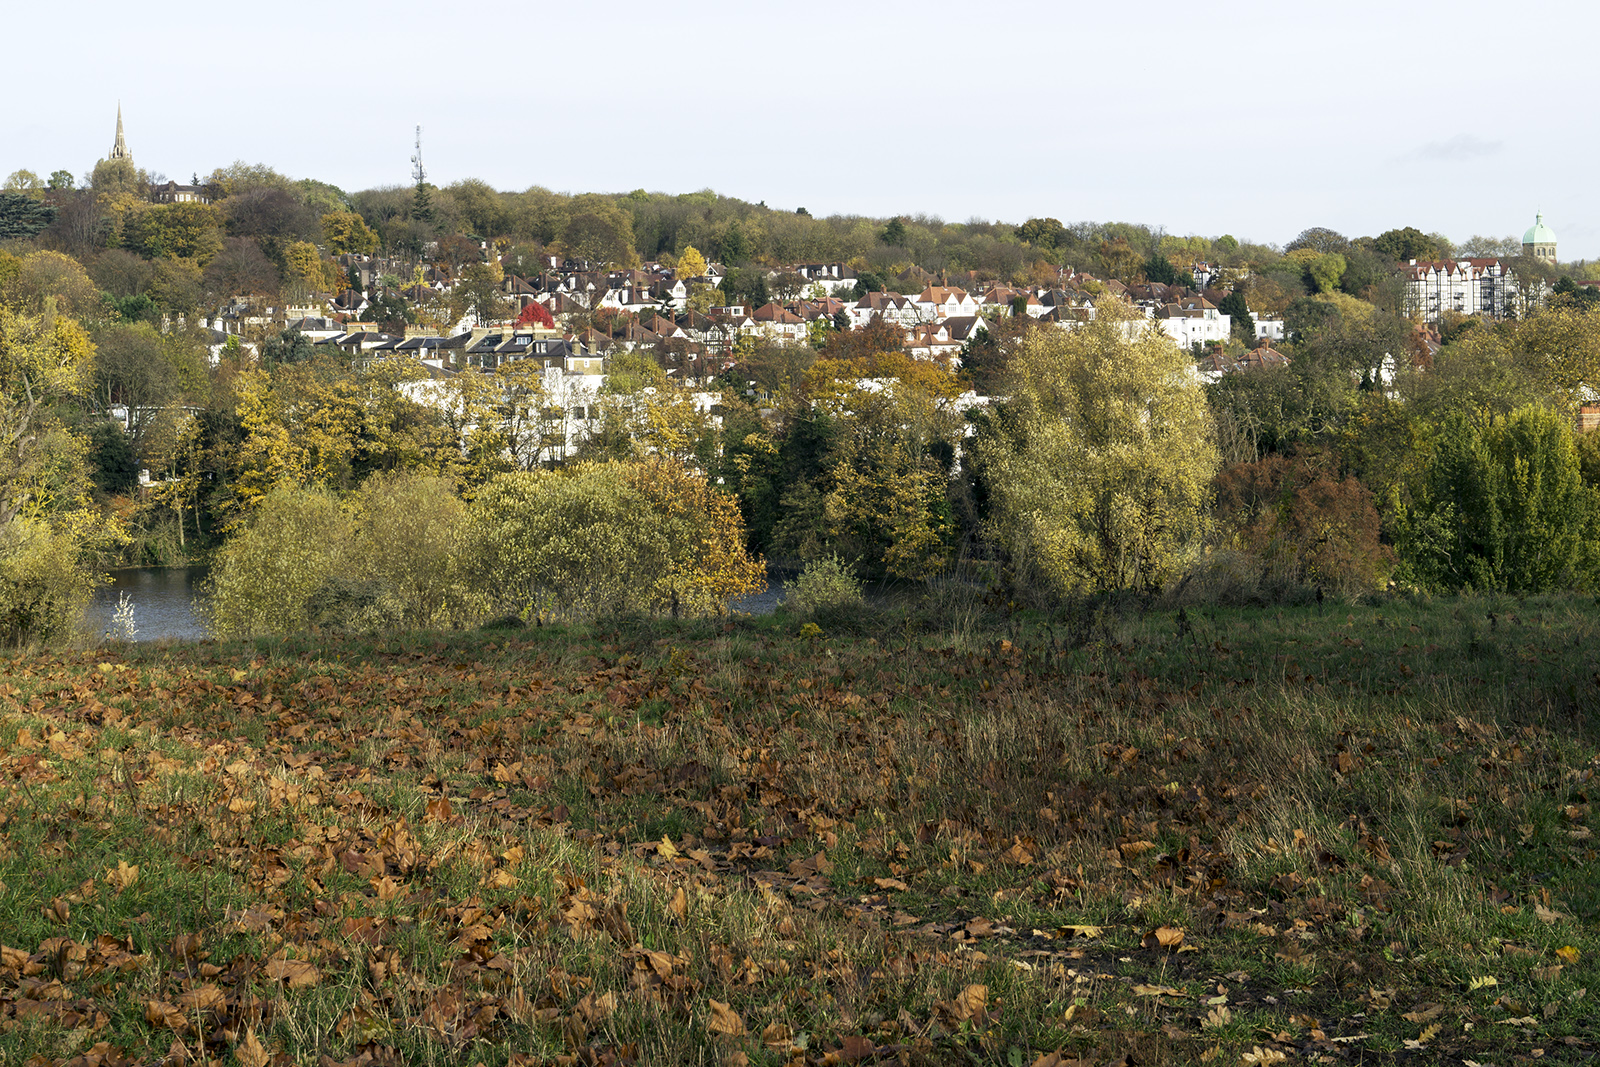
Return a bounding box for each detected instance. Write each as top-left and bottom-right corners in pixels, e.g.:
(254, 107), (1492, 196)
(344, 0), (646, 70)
(201, 237), (281, 301)
(881, 217), (907, 247)
(457, 460), (764, 620)
(1215, 452), (1394, 593)
(1373, 226), (1443, 263)
(1142, 250), (1178, 286)
(1305, 252), (1346, 294)
(261, 327), (316, 367)
(1015, 217), (1066, 250)
(972, 311), (1218, 595)
(47, 170), (75, 191)
(90, 249), (156, 299)
(1097, 237), (1142, 282)
(320, 210), (379, 256)
(449, 261), (511, 327)
(123, 202), (224, 264)
(4, 170), (45, 197)
(1406, 406), (1594, 592)
(559, 203), (638, 267)
(1217, 289), (1255, 344)
(280, 240), (342, 296)
(1285, 227), (1350, 255)
(3, 250), (102, 319)
(676, 245), (709, 279)
(91, 322), (180, 455)
(0, 192), (57, 238)
(1, 307), (97, 527)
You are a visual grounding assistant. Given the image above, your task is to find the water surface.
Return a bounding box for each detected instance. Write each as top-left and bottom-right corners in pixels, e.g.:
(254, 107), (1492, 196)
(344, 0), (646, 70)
(86, 567), (210, 642)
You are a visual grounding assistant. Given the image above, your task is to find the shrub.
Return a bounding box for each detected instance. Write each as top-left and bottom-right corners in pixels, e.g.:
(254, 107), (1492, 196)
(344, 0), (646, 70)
(1404, 405), (1594, 592)
(1214, 452), (1394, 595)
(204, 483), (351, 638)
(457, 460), (764, 622)
(785, 554), (864, 615)
(0, 517), (99, 647)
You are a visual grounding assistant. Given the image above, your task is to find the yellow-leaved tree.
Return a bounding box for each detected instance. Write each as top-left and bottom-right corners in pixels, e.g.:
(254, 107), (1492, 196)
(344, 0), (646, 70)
(973, 310), (1218, 596)
(457, 460), (763, 621)
(0, 306), (125, 644)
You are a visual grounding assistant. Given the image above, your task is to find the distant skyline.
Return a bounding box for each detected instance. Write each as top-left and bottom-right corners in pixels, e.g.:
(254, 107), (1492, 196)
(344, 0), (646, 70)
(6, 0), (1595, 258)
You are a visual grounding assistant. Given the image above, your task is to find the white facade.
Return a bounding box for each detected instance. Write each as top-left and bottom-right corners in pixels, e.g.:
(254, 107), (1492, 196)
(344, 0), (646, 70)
(1402, 258), (1518, 322)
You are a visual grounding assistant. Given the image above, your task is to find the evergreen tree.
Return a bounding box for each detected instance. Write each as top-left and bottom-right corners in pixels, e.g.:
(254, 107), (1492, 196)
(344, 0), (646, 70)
(0, 193), (57, 239)
(1217, 289), (1254, 344)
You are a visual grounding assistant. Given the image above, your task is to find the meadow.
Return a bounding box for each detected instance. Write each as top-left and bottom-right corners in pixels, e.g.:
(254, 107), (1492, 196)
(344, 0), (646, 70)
(1, 591), (1597, 1066)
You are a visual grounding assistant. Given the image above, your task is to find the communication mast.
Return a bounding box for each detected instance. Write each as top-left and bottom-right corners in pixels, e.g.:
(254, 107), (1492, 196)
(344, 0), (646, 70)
(410, 126), (426, 185)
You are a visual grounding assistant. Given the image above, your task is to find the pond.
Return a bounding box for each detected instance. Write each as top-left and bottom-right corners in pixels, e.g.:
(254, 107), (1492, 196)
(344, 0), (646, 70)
(83, 568), (784, 643)
(86, 568), (211, 643)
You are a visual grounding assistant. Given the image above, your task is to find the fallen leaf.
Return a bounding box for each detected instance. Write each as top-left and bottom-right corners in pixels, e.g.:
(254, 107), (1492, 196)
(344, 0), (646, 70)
(1142, 926), (1184, 950)
(873, 877), (910, 892)
(707, 998), (744, 1036)
(1557, 945), (1582, 963)
(1241, 1046), (1286, 1065)
(1468, 975), (1499, 991)
(668, 885), (688, 921)
(263, 958), (320, 989)
(761, 1022), (793, 1049)
(236, 1029), (269, 1067)
(1133, 984), (1186, 997)
(1535, 904), (1570, 924)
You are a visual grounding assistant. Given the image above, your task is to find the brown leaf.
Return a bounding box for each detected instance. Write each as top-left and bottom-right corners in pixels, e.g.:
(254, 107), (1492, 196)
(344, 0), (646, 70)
(175, 984), (225, 1012)
(668, 885), (688, 921)
(235, 1029), (269, 1067)
(950, 983), (989, 1021)
(145, 999), (184, 1030)
(1535, 904), (1570, 924)
(873, 877), (911, 892)
(707, 998), (745, 1036)
(263, 958), (320, 989)
(761, 1022), (794, 1049)
(840, 1035), (876, 1061)
(1142, 926), (1185, 950)
(576, 991), (617, 1025)
(1132, 984), (1186, 997)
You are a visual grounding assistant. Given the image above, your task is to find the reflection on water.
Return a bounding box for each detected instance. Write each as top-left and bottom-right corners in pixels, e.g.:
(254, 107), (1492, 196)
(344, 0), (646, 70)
(86, 568), (210, 643)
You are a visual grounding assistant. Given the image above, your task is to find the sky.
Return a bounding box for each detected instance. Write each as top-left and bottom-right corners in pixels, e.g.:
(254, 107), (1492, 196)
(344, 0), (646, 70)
(5, 0), (1596, 257)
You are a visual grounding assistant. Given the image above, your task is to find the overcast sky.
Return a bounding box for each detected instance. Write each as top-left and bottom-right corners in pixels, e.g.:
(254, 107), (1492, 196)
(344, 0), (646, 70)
(6, 0), (1593, 257)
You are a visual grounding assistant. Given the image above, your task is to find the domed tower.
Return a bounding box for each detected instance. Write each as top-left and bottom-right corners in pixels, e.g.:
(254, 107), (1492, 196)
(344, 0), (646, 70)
(1522, 212), (1556, 264)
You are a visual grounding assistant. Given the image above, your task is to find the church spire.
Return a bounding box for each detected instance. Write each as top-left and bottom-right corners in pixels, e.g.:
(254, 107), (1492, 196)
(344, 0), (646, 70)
(110, 102), (132, 163)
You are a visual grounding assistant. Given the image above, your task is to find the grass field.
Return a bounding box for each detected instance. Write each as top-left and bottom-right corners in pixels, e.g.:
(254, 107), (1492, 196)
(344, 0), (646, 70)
(1, 590), (1598, 1066)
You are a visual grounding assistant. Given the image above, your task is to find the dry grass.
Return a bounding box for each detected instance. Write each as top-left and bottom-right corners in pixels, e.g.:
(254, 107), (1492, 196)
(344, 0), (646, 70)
(1, 591), (1597, 1064)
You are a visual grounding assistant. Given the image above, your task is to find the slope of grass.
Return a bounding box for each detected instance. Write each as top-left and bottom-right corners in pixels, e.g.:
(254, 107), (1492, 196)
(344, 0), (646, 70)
(1, 591), (1597, 1065)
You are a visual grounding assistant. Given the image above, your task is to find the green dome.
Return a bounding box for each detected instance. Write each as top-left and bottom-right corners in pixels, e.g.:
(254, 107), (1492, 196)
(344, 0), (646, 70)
(1523, 213), (1556, 246)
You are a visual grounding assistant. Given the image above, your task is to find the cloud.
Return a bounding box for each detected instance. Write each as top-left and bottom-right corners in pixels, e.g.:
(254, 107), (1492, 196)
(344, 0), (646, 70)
(1403, 134), (1503, 162)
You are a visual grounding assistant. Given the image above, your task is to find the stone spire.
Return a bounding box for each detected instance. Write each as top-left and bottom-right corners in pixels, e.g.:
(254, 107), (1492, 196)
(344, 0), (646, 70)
(110, 103), (132, 163)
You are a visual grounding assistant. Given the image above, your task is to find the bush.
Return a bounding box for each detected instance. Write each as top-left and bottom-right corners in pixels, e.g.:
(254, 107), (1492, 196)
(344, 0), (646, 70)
(1214, 452), (1393, 595)
(457, 460), (765, 622)
(0, 517), (99, 647)
(785, 554), (864, 615)
(1403, 405), (1595, 592)
(204, 483), (352, 638)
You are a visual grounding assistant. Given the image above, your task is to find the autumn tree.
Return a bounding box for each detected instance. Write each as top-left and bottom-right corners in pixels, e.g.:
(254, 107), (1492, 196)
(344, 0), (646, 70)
(457, 460), (763, 620)
(0, 306), (119, 644)
(676, 245), (709, 279)
(123, 202), (225, 264)
(321, 210), (379, 255)
(972, 312), (1218, 595)
(1214, 452), (1394, 594)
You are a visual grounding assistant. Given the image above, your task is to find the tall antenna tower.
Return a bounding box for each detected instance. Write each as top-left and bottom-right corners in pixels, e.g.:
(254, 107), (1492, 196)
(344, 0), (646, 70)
(410, 126), (426, 185)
